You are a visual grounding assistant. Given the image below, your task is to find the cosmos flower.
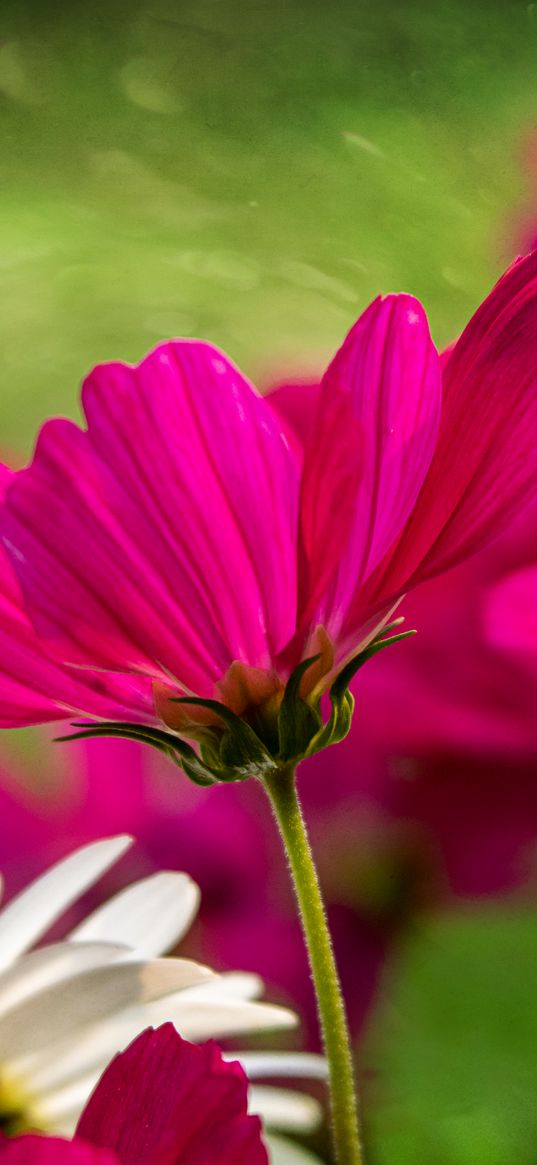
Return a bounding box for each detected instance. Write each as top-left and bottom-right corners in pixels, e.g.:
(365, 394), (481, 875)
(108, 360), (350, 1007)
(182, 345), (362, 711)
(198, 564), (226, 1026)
(2, 253), (537, 775)
(0, 836), (326, 1141)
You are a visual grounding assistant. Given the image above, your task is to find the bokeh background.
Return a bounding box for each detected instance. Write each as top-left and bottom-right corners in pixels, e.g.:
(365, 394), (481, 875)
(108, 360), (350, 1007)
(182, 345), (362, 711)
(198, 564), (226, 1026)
(1, 1), (537, 1161)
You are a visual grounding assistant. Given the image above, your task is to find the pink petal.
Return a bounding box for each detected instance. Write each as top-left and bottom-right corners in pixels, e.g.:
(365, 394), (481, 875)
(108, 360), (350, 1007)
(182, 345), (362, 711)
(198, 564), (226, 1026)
(484, 565), (537, 658)
(0, 1136), (117, 1165)
(368, 251), (537, 600)
(76, 1025), (268, 1165)
(0, 467), (154, 727)
(298, 295), (442, 638)
(2, 343), (299, 694)
(0, 615), (155, 728)
(265, 380), (321, 456)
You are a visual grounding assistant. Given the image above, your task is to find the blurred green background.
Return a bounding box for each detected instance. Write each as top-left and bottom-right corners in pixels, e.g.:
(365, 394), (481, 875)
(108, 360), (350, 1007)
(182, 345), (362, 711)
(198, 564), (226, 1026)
(1, 0), (535, 453)
(1, 1), (537, 1161)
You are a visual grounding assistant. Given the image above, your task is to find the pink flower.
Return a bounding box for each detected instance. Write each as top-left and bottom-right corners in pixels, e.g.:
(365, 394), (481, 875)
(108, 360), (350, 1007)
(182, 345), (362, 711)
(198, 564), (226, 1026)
(343, 487), (537, 764)
(3, 252), (537, 770)
(0, 1025), (267, 1165)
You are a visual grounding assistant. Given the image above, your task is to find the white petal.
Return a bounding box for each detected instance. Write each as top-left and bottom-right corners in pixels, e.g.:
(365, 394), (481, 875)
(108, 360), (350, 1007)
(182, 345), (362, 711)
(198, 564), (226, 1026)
(0, 956), (216, 1059)
(14, 1014), (146, 1095)
(69, 871), (200, 957)
(178, 971), (264, 1002)
(0, 942), (126, 1017)
(265, 1133), (326, 1165)
(34, 1072), (100, 1129)
(0, 836), (132, 970)
(163, 998), (297, 1041)
(13, 994), (296, 1099)
(37, 1111), (79, 1138)
(231, 1052), (328, 1081)
(250, 1086), (323, 1133)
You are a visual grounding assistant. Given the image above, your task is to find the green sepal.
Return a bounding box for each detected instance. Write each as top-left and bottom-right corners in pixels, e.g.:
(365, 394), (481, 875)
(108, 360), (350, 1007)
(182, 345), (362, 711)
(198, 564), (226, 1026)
(172, 697), (278, 780)
(306, 628), (416, 756)
(56, 721), (219, 787)
(277, 655), (323, 761)
(179, 756), (219, 788)
(350, 627), (416, 671)
(305, 688), (354, 756)
(56, 626), (415, 785)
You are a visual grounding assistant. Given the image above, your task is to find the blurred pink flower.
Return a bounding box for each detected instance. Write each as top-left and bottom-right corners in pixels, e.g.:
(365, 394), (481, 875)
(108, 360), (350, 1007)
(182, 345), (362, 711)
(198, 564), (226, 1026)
(2, 253), (537, 740)
(485, 561), (537, 663)
(0, 1025), (267, 1165)
(351, 492), (537, 762)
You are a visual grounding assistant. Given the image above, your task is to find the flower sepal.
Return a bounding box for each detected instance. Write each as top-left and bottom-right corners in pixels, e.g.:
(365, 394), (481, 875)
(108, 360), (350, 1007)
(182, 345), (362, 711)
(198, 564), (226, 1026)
(173, 625), (415, 775)
(173, 697), (279, 781)
(56, 722), (222, 787)
(305, 623), (416, 757)
(276, 656), (324, 761)
(57, 625), (414, 785)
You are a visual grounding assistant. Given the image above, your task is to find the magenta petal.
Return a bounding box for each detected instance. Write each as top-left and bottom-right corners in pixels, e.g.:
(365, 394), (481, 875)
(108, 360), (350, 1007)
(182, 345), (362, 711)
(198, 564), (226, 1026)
(484, 565), (537, 657)
(298, 295), (441, 636)
(0, 466), (155, 727)
(265, 380), (321, 456)
(76, 1025), (268, 1165)
(375, 251), (537, 595)
(0, 1136), (117, 1165)
(2, 342), (300, 693)
(0, 560), (156, 727)
(0, 610), (156, 728)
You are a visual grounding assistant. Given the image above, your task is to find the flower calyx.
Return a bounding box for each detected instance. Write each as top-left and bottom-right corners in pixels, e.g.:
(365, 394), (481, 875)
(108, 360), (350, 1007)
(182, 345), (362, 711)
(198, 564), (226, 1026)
(57, 623), (414, 786)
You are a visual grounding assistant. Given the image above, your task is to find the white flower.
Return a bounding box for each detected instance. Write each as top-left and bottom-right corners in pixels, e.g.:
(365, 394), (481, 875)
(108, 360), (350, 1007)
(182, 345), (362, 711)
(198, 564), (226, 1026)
(0, 835), (326, 1145)
(266, 1136), (326, 1165)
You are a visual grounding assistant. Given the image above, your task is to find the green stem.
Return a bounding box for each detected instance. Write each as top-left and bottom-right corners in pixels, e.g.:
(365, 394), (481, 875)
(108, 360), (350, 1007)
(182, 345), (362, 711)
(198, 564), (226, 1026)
(263, 763), (363, 1165)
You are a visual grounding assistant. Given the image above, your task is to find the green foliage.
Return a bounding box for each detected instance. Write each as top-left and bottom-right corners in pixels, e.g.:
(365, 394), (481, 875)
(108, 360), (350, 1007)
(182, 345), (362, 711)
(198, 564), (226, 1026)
(365, 904), (537, 1165)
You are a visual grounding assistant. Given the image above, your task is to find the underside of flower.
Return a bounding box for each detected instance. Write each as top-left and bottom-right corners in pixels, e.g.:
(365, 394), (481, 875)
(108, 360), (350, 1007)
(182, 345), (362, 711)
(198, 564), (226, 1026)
(59, 622), (413, 786)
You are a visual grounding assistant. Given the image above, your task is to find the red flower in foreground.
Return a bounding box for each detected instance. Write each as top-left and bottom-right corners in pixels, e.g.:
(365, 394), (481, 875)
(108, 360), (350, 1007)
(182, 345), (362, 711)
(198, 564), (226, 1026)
(0, 1025), (267, 1165)
(2, 252), (537, 774)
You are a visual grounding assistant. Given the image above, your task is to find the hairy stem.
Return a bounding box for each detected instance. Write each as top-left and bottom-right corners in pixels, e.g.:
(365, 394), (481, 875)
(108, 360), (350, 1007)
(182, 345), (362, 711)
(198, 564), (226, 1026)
(264, 763), (363, 1165)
